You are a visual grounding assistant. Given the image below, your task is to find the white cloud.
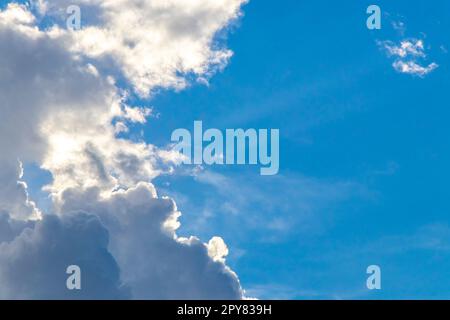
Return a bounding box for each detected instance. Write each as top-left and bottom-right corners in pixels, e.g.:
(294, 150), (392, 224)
(378, 38), (439, 77)
(392, 60), (438, 77)
(38, 0), (247, 96)
(122, 106), (152, 124)
(0, 1), (246, 299)
(382, 39), (425, 58)
(0, 9), (161, 199)
(59, 182), (243, 299)
(0, 3), (36, 25)
(208, 236), (230, 262)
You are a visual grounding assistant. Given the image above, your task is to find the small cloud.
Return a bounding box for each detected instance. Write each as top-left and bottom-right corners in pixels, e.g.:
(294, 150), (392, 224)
(392, 60), (438, 77)
(380, 39), (425, 58)
(378, 38), (439, 77)
(207, 237), (229, 262)
(121, 106), (153, 124)
(114, 121), (129, 134)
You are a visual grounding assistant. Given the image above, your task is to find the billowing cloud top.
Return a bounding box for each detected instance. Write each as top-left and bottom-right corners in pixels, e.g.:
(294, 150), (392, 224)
(0, 0), (247, 299)
(41, 0), (246, 96)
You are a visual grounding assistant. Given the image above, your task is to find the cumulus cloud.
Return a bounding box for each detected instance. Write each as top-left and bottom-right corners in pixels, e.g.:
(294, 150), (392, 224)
(0, 2), (36, 24)
(0, 3), (159, 199)
(36, 0), (247, 96)
(207, 237), (230, 262)
(378, 38), (439, 77)
(0, 212), (129, 299)
(0, 1), (246, 299)
(59, 182), (243, 299)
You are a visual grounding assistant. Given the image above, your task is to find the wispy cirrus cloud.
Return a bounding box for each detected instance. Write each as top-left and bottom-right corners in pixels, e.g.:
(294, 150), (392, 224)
(161, 169), (373, 242)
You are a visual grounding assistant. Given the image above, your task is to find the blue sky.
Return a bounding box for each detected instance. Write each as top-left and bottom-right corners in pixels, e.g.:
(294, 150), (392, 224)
(138, 0), (450, 299)
(4, 0), (450, 299)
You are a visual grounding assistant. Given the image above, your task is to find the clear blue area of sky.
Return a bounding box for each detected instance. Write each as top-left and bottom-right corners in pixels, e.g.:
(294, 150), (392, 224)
(147, 0), (450, 299)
